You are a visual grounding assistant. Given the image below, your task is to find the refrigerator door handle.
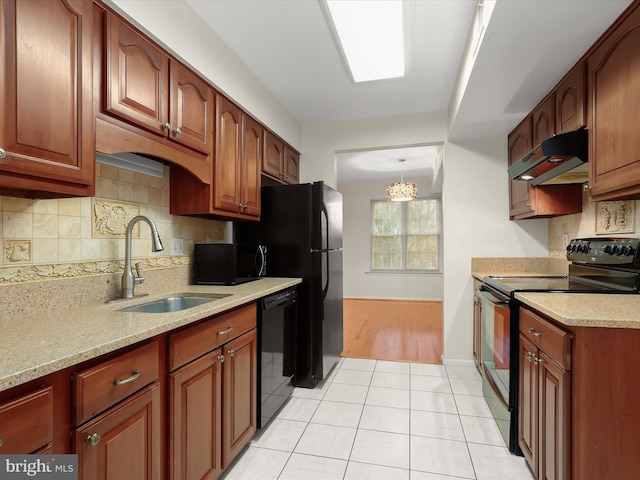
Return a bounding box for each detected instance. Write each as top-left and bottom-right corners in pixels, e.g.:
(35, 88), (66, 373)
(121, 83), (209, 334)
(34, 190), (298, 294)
(321, 202), (329, 251)
(322, 251), (329, 302)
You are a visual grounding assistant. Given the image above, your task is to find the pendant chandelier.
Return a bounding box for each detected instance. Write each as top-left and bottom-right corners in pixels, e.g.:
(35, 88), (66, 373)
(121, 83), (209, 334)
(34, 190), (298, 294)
(386, 158), (418, 201)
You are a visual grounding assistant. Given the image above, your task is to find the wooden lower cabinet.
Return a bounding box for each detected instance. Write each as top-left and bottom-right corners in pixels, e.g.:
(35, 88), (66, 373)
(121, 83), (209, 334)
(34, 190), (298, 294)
(0, 385), (54, 454)
(168, 304), (258, 479)
(75, 383), (162, 480)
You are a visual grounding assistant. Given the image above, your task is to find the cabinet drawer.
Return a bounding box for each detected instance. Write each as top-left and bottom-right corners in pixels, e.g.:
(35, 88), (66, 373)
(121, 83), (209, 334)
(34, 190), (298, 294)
(0, 386), (53, 453)
(520, 308), (571, 370)
(73, 340), (159, 426)
(170, 303), (257, 371)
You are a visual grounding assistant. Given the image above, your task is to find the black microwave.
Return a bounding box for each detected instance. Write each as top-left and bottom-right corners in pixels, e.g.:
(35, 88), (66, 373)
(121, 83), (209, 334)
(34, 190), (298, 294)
(193, 243), (267, 285)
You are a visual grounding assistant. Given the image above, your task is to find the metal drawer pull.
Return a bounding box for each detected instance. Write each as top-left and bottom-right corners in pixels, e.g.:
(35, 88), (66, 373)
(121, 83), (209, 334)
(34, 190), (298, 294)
(114, 370), (141, 385)
(217, 326), (233, 335)
(0, 148), (6, 159)
(534, 357), (544, 365)
(86, 433), (101, 447)
(0, 437), (3, 447)
(529, 327), (542, 337)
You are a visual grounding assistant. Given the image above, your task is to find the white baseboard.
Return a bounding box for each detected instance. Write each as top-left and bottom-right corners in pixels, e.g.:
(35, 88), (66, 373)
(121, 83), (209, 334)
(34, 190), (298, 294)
(441, 356), (475, 367)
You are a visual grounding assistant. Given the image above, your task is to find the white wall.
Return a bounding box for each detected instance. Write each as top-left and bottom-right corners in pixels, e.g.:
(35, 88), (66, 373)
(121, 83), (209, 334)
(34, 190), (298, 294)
(107, 0), (302, 151)
(442, 137), (548, 361)
(338, 179), (443, 301)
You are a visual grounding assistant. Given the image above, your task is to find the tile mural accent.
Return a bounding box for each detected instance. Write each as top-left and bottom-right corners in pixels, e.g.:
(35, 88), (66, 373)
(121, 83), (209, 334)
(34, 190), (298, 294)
(4, 240), (32, 263)
(596, 200), (635, 234)
(92, 198), (140, 238)
(0, 256), (190, 284)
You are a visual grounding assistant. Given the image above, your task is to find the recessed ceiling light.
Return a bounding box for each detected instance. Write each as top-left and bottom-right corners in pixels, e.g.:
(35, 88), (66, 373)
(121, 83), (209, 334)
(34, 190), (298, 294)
(322, 0), (406, 83)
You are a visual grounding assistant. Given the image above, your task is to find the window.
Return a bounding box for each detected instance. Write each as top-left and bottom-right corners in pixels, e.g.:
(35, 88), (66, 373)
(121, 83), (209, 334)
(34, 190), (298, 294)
(371, 198), (441, 272)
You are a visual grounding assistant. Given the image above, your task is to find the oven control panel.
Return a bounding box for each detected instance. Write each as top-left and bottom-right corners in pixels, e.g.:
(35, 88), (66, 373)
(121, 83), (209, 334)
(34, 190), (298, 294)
(566, 237), (640, 267)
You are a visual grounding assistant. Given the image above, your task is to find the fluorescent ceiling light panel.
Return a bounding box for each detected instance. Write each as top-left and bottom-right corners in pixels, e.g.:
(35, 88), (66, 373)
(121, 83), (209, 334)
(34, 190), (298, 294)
(325, 0), (405, 83)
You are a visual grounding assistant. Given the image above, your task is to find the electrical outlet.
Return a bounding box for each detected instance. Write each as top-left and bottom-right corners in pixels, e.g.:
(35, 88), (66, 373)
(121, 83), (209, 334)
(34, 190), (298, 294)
(171, 238), (184, 256)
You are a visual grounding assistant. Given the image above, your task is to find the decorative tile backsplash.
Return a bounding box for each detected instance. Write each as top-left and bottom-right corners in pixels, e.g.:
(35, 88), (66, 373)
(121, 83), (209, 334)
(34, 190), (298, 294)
(0, 163), (227, 282)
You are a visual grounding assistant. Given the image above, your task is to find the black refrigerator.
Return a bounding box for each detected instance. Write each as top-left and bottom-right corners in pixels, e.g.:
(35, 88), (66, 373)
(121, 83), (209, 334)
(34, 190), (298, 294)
(235, 181), (343, 388)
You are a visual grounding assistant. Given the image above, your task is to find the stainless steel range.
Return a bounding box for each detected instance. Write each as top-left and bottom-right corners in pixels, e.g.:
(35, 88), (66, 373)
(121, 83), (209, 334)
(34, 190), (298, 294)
(476, 237), (640, 454)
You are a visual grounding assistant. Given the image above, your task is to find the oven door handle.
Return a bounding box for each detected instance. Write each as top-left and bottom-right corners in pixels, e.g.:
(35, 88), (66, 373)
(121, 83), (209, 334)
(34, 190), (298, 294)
(476, 286), (510, 305)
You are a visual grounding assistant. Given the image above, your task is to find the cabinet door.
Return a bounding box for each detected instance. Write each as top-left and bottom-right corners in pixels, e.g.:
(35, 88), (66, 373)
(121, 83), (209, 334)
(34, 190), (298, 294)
(532, 95), (556, 146)
(105, 13), (169, 136)
(518, 334), (538, 476)
(587, 4), (640, 200)
(556, 63), (585, 134)
(241, 115), (262, 217)
(0, 386), (53, 454)
(0, 0), (94, 191)
(169, 350), (223, 480)
(169, 61), (214, 155)
(75, 383), (161, 480)
(222, 329), (257, 468)
(214, 96), (242, 213)
(508, 118), (534, 218)
(263, 131), (284, 179)
(283, 146), (300, 184)
(538, 351), (570, 480)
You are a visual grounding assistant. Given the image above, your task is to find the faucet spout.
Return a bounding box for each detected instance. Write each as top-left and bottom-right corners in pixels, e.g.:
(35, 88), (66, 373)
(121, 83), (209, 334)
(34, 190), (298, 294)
(122, 215), (164, 299)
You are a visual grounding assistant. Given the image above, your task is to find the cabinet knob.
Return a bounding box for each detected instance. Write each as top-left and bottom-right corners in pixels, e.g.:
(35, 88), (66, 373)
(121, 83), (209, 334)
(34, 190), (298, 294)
(218, 354), (225, 363)
(534, 357), (544, 365)
(162, 122), (171, 130)
(0, 437), (4, 447)
(86, 433), (101, 447)
(173, 128), (182, 136)
(525, 351), (534, 361)
(228, 349), (235, 357)
(528, 327), (542, 337)
(0, 148), (6, 159)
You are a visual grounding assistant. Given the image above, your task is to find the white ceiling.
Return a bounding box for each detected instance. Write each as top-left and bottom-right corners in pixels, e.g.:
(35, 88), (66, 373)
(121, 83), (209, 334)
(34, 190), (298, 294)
(184, 0), (632, 183)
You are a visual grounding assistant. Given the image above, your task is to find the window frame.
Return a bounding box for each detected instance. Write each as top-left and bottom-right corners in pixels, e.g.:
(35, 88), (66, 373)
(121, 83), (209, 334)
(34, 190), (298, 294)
(369, 196), (442, 274)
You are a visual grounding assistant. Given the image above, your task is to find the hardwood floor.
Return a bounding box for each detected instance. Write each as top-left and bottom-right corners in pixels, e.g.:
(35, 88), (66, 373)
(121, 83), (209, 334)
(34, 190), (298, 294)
(342, 298), (443, 364)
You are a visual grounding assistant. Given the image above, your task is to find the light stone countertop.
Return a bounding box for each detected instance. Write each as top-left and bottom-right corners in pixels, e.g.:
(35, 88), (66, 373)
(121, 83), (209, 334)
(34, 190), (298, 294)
(0, 277), (301, 393)
(514, 292), (640, 329)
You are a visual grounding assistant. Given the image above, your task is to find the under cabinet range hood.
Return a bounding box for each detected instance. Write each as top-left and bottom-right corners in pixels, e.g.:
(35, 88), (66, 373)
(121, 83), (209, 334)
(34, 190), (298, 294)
(508, 128), (588, 186)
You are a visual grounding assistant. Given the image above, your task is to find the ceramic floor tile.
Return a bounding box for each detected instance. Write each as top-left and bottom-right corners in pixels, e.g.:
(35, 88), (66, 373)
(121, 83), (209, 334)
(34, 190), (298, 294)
(294, 423), (357, 460)
(350, 429), (410, 469)
(291, 381), (331, 400)
(410, 390), (458, 414)
(250, 418), (307, 452)
(454, 394), (493, 418)
(310, 400), (364, 428)
(375, 360), (411, 374)
(366, 386), (410, 409)
(333, 368), (374, 386)
(410, 435), (475, 479)
(370, 371), (410, 389)
(449, 377), (483, 396)
(278, 453), (347, 480)
(467, 443), (535, 480)
(410, 363), (447, 377)
(344, 461), (409, 480)
(410, 471), (471, 480)
(410, 410), (465, 441)
(410, 375), (452, 393)
(445, 365), (482, 379)
(222, 446), (290, 480)
(460, 415), (507, 446)
(340, 358), (377, 372)
(358, 404), (410, 434)
(323, 382), (369, 404)
(275, 397), (320, 423)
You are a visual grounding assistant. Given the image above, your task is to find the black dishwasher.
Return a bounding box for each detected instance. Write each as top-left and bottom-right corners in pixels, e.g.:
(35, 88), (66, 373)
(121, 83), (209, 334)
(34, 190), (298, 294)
(258, 286), (297, 428)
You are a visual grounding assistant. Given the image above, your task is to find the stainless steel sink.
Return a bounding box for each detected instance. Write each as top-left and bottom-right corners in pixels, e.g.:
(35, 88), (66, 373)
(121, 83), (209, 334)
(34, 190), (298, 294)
(118, 293), (231, 313)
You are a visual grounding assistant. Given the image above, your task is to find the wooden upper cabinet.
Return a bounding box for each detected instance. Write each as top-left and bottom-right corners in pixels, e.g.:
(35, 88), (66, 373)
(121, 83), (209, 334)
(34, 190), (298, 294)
(587, 3), (640, 200)
(106, 12), (169, 136)
(283, 146), (300, 184)
(263, 131), (284, 179)
(169, 60), (214, 155)
(241, 115), (263, 217)
(214, 96), (243, 214)
(0, 0), (94, 196)
(508, 117), (534, 218)
(532, 94), (556, 146)
(555, 63), (586, 134)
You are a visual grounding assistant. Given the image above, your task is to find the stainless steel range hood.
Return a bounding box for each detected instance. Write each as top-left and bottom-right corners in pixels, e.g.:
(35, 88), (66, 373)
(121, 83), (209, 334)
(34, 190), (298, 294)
(508, 128), (588, 186)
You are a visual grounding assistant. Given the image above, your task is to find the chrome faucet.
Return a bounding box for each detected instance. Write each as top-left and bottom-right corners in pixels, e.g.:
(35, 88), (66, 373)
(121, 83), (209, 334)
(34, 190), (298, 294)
(122, 215), (164, 299)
